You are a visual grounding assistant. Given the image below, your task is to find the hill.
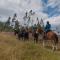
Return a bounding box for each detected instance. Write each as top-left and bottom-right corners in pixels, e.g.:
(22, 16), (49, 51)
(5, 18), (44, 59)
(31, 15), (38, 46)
(0, 32), (60, 60)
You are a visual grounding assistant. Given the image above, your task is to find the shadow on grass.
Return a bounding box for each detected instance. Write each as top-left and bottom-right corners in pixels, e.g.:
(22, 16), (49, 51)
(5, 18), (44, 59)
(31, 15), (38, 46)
(45, 46), (52, 50)
(57, 48), (60, 51)
(45, 46), (60, 52)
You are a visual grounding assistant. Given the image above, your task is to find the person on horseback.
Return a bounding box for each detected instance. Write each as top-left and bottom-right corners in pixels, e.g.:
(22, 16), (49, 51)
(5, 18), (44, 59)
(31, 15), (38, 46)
(45, 21), (51, 33)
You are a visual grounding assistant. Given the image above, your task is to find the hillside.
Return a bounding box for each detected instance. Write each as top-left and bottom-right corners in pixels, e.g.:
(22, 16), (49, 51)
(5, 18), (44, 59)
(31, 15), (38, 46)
(0, 32), (60, 60)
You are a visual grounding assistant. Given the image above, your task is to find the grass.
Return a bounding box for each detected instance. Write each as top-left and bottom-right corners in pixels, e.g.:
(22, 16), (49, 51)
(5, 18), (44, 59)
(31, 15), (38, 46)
(0, 32), (60, 60)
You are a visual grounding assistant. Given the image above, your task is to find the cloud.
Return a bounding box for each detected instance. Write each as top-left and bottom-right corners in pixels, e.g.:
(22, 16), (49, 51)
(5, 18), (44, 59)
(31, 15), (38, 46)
(41, 0), (60, 17)
(47, 0), (59, 8)
(44, 15), (60, 26)
(0, 0), (48, 22)
(47, 0), (60, 12)
(0, 0), (60, 29)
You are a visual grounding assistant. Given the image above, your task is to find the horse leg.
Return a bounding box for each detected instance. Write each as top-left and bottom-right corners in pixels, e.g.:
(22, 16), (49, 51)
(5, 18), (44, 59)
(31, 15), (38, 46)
(43, 40), (45, 47)
(18, 34), (20, 40)
(55, 45), (58, 50)
(55, 36), (58, 50)
(36, 38), (38, 43)
(34, 37), (35, 43)
(52, 40), (58, 51)
(52, 44), (55, 51)
(34, 37), (37, 43)
(36, 36), (39, 43)
(55, 42), (58, 50)
(52, 40), (56, 51)
(52, 44), (58, 51)
(52, 40), (54, 51)
(21, 36), (23, 40)
(18, 36), (20, 40)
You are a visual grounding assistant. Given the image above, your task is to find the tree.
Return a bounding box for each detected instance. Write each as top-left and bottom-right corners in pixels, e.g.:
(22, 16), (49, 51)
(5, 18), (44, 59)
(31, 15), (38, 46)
(40, 18), (44, 29)
(11, 13), (17, 29)
(29, 10), (32, 15)
(23, 10), (35, 28)
(7, 17), (11, 26)
(5, 16), (11, 27)
(27, 16), (31, 27)
(37, 17), (41, 29)
(29, 10), (35, 15)
(4, 16), (14, 32)
(25, 11), (28, 17)
(15, 20), (20, 30)
(0, 22), (5, 31)
(12, 13), (17, 22)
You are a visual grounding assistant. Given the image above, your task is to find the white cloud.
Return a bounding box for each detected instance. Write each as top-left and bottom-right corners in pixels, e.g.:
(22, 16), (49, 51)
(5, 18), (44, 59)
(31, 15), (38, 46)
(0, 0), (48, 23)
(43, 0), (60, 26)
(44, 16), (60, 26)
(47, 0), (60, 10)
(0, 0), (60, 28)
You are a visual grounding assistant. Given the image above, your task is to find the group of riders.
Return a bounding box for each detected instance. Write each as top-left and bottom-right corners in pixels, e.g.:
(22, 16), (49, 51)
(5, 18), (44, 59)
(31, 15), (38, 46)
(14, 21), (59, 50)
(14, 21), (51, 41)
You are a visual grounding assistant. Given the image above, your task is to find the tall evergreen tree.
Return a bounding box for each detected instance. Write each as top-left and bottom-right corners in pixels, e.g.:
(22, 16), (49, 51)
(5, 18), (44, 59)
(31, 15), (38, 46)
(37, 17), (41, 29)
(40, 18), (44, 29)
(11, 13), (17, 29)
(12, 13), (17, 22)
(23, 10), (35, 27)
(6, 16), (11, 26)
(0, 22), (5, 31)
(25, 11), (28, 17)
(4, 16), (14, 31)
(15, 20), (19, 30)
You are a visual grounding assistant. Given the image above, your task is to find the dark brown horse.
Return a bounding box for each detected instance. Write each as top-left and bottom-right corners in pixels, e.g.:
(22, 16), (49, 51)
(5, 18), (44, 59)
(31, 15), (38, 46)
(17, 28), (29, 41)
(37, 28), (58, 51)
(32, 30), (39, 43)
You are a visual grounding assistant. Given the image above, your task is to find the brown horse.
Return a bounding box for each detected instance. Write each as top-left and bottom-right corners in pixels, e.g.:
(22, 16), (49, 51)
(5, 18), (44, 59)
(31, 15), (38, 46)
(37, 28), (58, 51)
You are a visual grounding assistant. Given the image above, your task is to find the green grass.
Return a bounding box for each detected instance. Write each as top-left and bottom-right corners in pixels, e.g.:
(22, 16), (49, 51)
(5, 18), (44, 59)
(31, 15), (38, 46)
(0, 32), (60, 60)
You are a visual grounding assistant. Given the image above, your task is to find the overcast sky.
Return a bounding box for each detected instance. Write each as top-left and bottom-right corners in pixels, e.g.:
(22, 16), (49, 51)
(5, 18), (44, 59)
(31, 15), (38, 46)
(0, 0), (60, 26)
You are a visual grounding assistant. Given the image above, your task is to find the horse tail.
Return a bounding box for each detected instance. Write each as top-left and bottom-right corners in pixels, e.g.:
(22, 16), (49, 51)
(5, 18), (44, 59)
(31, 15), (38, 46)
(54, 34), (58, 44)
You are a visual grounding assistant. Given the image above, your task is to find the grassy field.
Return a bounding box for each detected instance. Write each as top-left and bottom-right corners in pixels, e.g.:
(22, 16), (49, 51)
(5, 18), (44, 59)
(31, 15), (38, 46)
(0, 32), (60, 60)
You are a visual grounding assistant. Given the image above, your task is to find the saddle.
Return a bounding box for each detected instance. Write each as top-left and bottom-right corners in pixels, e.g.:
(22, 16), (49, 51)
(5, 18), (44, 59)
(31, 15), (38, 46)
(44, 30), (52, 39)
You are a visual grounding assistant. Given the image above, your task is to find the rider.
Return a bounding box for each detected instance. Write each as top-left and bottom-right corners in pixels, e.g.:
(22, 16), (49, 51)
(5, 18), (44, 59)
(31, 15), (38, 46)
(45, 21), (51, 33)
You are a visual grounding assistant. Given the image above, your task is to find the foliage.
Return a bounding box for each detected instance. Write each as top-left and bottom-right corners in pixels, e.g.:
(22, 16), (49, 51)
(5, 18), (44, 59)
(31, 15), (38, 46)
(5, 16), (11, 26)
(3, 16), (14, 32)
(14, 20), (20, 31)
(0, 22), (5, 31)
(12, 13), (17, 22)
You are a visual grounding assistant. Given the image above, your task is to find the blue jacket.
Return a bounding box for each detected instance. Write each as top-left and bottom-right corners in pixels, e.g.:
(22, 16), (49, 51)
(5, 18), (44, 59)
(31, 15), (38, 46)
(45, 23), (51, 32)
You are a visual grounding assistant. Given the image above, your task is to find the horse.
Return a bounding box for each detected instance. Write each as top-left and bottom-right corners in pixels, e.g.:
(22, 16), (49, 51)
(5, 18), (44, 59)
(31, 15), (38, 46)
(24, 30), (29, 40)
(37, 28), (58, 51)
(14, 29), (20, 35)
(17, 28), (29, 41)
(14, 29), (19, 35)
(32, 29), (39, 43)
(17, 31), (23, 40)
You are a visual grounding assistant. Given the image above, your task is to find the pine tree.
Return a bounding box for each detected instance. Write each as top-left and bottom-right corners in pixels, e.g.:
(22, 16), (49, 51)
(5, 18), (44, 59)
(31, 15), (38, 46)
(6, 16), (11, 26)
(23, 10), (35, 28)
(4, 16), (13, 31)
(12, 13), (17, 22)
(40, 18), (44, 30)
(25, 11), (28, 17)
(15, 20), (19, 30)
(11, 13), (17, 29)
(37, 17), (41, 29)
(4, 17), (11, 29)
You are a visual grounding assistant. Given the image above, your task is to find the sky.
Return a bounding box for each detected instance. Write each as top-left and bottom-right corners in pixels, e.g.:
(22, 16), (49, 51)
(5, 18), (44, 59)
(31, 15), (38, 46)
(0, 0), (60, 29)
